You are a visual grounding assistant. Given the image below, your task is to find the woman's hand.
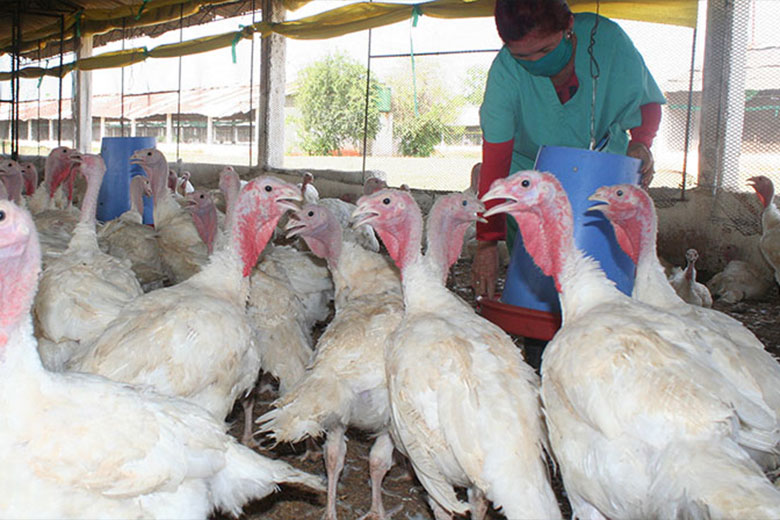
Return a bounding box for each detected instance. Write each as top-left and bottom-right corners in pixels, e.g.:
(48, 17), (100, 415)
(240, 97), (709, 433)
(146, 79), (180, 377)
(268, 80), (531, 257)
(471, 241), (499, 299)
(627, 141), (654, 189)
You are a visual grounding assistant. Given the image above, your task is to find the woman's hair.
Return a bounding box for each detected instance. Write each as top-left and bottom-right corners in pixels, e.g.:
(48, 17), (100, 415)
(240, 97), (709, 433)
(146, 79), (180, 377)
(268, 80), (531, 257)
(494, 0), (572, 43)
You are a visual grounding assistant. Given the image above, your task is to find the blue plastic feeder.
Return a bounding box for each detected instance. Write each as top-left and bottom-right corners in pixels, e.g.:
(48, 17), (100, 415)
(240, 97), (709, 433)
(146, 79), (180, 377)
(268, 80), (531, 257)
(98, 136), (156, 224)
(479, 145), (640, 340)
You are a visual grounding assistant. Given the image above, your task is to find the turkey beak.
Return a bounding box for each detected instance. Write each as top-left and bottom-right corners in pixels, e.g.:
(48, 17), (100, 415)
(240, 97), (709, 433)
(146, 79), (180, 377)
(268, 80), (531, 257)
(586, 190), (610, 214)
(274, 187), (303, 213)
(129, 151), (144, 166)
(68, 152), (83, 166)
(481, 182), (517, 218)
(473, 199), (488, 223)
(350, 204), (379, 228)
(284, 212), (307, 238)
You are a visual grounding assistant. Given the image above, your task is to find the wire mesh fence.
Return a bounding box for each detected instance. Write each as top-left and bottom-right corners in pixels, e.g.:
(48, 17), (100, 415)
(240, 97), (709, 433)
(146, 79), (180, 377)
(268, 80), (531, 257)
(1, 0), (778, 221)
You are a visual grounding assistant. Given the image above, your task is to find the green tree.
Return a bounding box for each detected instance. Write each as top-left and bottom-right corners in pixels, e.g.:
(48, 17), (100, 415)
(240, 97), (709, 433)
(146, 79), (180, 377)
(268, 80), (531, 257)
(386, 60), (462, 157)
(463, 64), (489, 106)
(295, 51), (382, 156)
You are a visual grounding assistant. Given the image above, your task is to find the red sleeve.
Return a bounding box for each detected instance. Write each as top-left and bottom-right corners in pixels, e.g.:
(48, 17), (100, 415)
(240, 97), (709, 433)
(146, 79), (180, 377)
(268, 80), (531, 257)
(629, 103), (662, 148)
(477, 139), (514, 242)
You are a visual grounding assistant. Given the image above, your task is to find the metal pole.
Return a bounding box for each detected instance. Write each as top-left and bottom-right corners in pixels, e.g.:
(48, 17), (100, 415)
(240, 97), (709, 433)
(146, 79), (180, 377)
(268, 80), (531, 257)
(680, 26), (697, 202)
(175, 3), (183, 161)
(57, 15), (64, 145)
(121, 17), (126, 137)
(11, 0), (20, 159)
(37, 41), (42, 156)
(361, 27), (373, 174)
(248, 0), (256, 167)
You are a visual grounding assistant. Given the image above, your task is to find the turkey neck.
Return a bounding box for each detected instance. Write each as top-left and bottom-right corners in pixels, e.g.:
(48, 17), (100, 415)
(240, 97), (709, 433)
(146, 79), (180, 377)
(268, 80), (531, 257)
(685, 259), (696, 282)
(78, 167), (104, 227)
(424, 204), (470, 284)
(221, 177), (240, 232)
(129, 177), (145, 217)
(615, 203), (682, 306)
(374, 200), (446, 311)
(147, 158), (180, 227)
(514, 190), (619, 322)
(2, 172), (23, 205)
(301, 210), (343, 270)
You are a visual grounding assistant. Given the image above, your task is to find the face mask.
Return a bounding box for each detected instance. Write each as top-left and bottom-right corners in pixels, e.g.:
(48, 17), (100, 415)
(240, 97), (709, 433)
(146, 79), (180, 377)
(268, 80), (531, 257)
(514, 32), (573, 77)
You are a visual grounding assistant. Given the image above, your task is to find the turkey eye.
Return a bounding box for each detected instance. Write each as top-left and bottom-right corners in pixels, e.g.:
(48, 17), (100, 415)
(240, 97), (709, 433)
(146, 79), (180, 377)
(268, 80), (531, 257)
(382, 197), (391, 205)
(616, 189), (624, 197)
(264, 185), (272, 192)
(307, 210), (314, 217)
(461, 200), (468, 206)
(0, 210), (5, 221)
(521, 179), (530, 188)
(199, 194), (204, 199)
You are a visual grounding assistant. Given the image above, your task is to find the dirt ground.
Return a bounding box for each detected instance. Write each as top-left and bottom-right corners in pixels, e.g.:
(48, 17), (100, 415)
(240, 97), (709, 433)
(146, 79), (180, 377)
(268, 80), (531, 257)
(219, 257), (780, 520)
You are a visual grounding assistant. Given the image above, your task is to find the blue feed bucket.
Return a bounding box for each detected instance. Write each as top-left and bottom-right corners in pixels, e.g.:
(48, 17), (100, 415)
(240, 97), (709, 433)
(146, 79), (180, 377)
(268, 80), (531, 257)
(501, 145), (640, 314)
(98, 136), (156, 224)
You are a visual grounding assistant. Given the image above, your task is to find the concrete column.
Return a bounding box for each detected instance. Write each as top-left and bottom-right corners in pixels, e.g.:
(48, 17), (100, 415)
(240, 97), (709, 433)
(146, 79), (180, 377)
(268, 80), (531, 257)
(99, 116), (105, 140)
(698, 0), (749, 192)
(48, 119), (53, 142)
(166, 113), (173, 143)
(258, 0), (286, 168)
(206, 116), (213, 145)
(130, 118), (137, 137)
(27, 120), (32, 141)
(71, 33), (93, 152)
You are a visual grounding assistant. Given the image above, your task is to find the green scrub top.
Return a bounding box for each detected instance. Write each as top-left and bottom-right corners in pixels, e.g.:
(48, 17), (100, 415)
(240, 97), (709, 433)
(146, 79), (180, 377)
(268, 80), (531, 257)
(480, 12), (666, 246)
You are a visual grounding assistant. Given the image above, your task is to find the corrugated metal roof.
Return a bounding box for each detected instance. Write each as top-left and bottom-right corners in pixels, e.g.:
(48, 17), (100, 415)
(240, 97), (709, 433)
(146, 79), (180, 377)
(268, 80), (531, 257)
(15, 83), (260, 120)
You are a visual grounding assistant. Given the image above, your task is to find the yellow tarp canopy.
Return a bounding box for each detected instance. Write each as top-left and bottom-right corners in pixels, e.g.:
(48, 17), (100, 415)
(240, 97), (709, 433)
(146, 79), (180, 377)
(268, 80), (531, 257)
(0, 0), (698, 81)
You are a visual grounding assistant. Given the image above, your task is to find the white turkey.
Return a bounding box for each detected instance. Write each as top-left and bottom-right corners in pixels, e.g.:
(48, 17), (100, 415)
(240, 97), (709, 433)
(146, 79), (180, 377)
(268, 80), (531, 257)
(97, 175), (168, 290)
(707, 244), (773, 303)
(0, 199), (324, 519)
(482, 171), (780, 519)
(27, 147), (80, 263)
(748, 175), (780, 285)
(72, 177), (302, 431)
(668, 248), (713, 307)
(214, 167), (319, 445)
(299, 171), (381, 252)
(132, 148), (209, 283)
(590, 182), (780, 471)
(258, 202), (404, 520)
(33, 152), (143, 371)
(19, 161), (38, 196)
(352, 189), (561, 520)
(0, 159), (24, 205)
(184, 189), (219, 255)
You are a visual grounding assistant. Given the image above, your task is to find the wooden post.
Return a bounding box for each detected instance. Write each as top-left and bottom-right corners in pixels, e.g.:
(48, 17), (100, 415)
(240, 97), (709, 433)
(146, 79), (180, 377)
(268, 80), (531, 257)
(72, 33), (93, 152)
(257, 0), (286, 169)
(698, 0), (749, 192)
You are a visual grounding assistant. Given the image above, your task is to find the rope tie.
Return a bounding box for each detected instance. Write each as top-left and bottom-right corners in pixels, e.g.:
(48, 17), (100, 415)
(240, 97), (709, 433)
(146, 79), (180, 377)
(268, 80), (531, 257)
(135, 0), (150, 21)
(231, 25), (250, 64)
(410, 5), (422, 117)
(75, 10), (84, 38)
